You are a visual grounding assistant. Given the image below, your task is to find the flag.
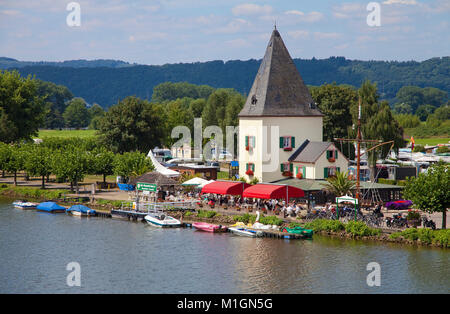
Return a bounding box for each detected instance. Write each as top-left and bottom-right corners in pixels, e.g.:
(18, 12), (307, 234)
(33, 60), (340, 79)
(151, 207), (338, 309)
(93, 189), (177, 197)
(410, 136), (415, 151)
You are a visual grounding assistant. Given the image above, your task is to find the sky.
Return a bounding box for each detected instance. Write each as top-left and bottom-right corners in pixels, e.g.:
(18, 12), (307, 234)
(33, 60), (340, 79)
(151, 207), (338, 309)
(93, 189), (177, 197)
(0, 0), (449, 65)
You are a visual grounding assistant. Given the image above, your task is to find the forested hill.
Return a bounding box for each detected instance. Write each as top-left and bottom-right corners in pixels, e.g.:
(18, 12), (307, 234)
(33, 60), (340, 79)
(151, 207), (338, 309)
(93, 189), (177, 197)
(0, 57), (131, 69)
(8, 56), (450, 108)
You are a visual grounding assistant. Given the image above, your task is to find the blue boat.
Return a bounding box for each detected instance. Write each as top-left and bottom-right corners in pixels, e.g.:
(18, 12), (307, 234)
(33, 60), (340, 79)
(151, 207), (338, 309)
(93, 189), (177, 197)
(66, 205), (96, 217)
(36, 202), (66, 213)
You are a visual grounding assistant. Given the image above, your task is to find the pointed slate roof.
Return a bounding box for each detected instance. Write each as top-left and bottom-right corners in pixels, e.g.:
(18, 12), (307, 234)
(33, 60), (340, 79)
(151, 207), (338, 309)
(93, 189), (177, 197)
(239, 28), (323, 117)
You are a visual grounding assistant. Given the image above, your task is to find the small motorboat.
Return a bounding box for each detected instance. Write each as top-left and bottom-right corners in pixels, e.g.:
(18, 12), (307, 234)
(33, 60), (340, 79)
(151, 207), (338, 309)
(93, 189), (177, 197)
(66, 205), (97, 217)
(282, 226), (314, 238)
(12, 200), (38, 210)
(36, 202), (66, 213)
(193, 222), (227, 233)
(229, 227), (263, 238)
(144, 212), (182, 228)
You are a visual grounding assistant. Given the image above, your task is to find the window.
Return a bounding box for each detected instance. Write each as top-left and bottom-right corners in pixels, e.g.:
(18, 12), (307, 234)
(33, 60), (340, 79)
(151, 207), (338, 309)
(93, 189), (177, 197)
(324, 167), (338, 178)
(246, 163), (255, 176)
(279, 136), (295, 151)
(245, 136), (256, 150)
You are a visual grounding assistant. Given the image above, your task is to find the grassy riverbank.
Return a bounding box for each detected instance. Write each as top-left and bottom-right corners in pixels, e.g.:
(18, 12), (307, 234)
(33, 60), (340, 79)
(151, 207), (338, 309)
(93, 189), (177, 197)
(182, 214), (449, 248)
(0, 184), (69, 200)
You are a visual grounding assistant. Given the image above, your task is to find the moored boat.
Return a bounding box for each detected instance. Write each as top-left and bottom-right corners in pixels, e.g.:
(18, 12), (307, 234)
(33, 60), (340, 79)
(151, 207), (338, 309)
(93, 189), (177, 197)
(282, 226), (314, 238)
(228, 227), (263, 237)
(144, 212), (182, 228)
(36, 202), (66, 213)
(12, 200), (38, 210)
(193, 222), (227, 233)
(66, 204), (97, 217)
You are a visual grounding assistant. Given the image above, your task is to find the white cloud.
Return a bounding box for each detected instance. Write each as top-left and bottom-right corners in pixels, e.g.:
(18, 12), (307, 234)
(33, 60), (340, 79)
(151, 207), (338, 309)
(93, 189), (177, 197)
(284, 10), (323, 22)
(285, 10), (304, 16)
(383, 0), (418, 5)
(288, 30), (309, 39)
(314, 32), (342, 39)
(232, 3), (273, 16)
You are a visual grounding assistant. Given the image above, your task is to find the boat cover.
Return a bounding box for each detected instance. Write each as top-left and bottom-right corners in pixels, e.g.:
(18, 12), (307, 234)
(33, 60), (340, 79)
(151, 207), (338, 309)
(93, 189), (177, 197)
(37, 202), (66, 211)
(67, 204), (96, 214)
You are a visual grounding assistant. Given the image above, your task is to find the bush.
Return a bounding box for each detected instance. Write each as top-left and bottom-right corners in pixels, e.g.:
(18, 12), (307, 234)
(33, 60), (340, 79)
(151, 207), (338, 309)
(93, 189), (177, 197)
(345, 221), (380, 237)
(304, 219), (345, 232)
(184, 211), (192, 217)
(406, 210), (421, 220)
(259, 215), (283, 226)
(197, 210), (217, 219)
(389, 228), (449, 247)
(233, 213), (257, 224)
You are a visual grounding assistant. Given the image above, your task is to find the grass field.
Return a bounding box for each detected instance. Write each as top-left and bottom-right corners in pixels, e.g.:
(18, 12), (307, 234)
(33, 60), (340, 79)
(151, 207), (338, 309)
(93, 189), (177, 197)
(407, 138), (450, 146)
(37, 129), (97, 138)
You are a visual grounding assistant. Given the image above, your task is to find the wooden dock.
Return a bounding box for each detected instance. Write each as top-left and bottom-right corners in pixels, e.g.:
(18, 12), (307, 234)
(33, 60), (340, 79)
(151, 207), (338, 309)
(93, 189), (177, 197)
(182, 223), (312, 240)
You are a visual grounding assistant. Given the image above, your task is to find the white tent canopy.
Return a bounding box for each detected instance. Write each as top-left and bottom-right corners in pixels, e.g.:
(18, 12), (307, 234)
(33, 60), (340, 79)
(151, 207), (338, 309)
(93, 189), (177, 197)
(147, 149), (180, 178)
(181, 177), (209, 186)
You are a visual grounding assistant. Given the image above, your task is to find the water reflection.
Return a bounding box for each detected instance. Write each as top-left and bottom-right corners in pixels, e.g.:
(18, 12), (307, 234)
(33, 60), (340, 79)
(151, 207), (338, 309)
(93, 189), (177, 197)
(0, 202), (448, 294)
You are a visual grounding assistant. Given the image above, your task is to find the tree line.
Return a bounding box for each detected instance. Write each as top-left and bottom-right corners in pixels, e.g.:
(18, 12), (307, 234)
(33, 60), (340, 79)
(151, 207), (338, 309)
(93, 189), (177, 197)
(13, 56), (450, 108)
(0, 139), (153, 192)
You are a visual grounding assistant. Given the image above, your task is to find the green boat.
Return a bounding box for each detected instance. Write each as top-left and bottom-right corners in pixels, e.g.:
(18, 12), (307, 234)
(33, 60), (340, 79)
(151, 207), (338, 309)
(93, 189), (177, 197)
(282, 226), (314, 238)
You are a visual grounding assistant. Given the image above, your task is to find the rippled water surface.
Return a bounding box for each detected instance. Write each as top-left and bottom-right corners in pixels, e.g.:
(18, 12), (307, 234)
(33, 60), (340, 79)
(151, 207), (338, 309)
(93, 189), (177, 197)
(0, 200), (448, 293)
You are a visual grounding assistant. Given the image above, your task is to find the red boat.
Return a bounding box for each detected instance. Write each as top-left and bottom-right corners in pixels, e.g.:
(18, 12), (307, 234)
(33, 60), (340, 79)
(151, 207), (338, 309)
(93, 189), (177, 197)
(193, 222), (228, 233)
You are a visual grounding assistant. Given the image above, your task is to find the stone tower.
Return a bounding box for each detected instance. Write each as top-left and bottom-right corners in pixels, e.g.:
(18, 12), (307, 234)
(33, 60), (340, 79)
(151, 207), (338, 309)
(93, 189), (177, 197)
(238, 28), (323, 182)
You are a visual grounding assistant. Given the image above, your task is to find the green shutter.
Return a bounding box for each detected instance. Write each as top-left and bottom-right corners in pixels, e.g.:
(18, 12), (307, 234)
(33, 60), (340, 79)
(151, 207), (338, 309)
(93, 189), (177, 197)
(246, 163), (249, 171)
(280, 137), (284, 148)
(337, 167), (341, 173)
(280, 164), (284, 172)
(303, 166), (306, 177)
(245, 136), (248, 147)
(290, 163), (293, 172)
(252, 164), (255, 172)
(291, 137), (295, 148)
(324, 167), (328, 178)
(335, 150), (338, 159)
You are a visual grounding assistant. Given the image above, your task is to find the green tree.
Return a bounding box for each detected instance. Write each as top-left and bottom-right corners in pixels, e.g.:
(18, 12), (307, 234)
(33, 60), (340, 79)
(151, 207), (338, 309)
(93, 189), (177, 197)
(422, 87), (448, 108)
(0, 70), (45, 143)
(415, 104), (435, 121)
(23, 145), (53, 189)
(36, 80), (73, 129)
(431, 105), (450, 121)
(165, 98), (194, 146)
(351, 81), (404, 180)
(88, 103), (105, 130)
(310, 83), (357, 157)
(52, 148), (89, 193)
(321, 171), (356, 197)
(63, 97), (90, 128)
(89, 147), (115, 184)
(4, 145), (25, 186)
(396, 86), (425, 113)
(403, 163), (449, 229)
(113, 151), (154, 182)
(152, 82), (215, 103)
(393, 102), (413, 115)
(98, 96), (166, 153)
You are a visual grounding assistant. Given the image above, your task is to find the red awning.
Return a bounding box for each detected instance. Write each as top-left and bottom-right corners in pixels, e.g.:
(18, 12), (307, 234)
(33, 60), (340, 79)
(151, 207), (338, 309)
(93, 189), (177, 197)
(201, 181), (251, 196)
(242, 184), (305, 201)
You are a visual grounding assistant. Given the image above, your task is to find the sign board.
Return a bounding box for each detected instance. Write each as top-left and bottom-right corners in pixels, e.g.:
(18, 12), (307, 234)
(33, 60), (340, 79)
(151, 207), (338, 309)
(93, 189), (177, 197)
(136, 182), (157, 192)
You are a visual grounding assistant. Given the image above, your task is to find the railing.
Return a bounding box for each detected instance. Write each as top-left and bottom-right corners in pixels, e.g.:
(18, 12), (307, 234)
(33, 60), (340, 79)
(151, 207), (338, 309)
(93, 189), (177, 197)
(120, 201), (197, 213)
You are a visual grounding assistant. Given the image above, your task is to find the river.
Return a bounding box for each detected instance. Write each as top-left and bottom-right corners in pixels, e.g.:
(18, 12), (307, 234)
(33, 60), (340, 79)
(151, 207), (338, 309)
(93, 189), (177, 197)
(0, 200), (448, 294)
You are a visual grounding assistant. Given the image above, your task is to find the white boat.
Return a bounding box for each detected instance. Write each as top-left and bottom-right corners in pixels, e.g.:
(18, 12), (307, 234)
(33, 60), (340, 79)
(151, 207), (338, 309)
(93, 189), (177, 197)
(12, 200), (38, 210)
(228, 227), (263, 238)
(144, 212), (182, 228)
